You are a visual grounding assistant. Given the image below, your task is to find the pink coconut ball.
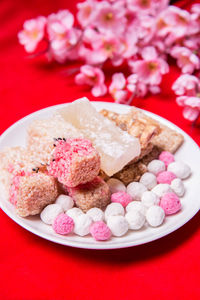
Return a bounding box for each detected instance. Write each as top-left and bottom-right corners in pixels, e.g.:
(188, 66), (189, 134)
(90, 221), (111, 241)
(160, 193), (181, 215)
(53, 213), (74, 235)
(111, 191), (132, 207)
(159, 151), (175, 167)
(157, 171), (177, 184)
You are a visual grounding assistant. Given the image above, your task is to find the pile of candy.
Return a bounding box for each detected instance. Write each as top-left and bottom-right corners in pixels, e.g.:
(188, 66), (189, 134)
(40, 151), (191, 241)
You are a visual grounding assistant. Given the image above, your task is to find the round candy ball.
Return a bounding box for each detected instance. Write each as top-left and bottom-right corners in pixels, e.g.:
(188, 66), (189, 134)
(125, 210), (145, 230)
(139, 172), (157, 190)
(40, 204), (63, 225)
(159, 151), (175, 167)
(55, 194), (74, 212)
(66, 207), (84, 221)
(141, 191), (160, 208)
(126, 201), (146, 215)
(152, 184), (173, 198)
(160, 192), (181, 215)
(90, 221), (111, 241)
(73, 214), (92, 236)
(111, 191), (132, 207)
(86, 207), (104, 222)
(168, 161), (191, 179)
(126, 182), (147, 201)
(104, 203), (125, 221)
(147, 159), (165, 175)
(106, 178), (126, 194)
(53, 213), (74, 235)
(171, 178), (185, 197)
(146, 206), (165, 227)
(107, 215), (129, 237)
(157, 171), (176, 184)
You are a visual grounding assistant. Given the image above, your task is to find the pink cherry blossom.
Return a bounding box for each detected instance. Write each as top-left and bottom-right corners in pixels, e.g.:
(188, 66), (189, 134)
(18, 16), (46, 53)
(77, 0), (97, 28)
(93, 1), (126, 35)
(109, 73), (128, 103)
(170, 46), (200, 74)
(47, 10), (74, 41)
(75, 65), (107, 97)
(172, 74), (200, 96)
(127, 74), (148, 97)
(127, 0), (169, 16)
(129, 46), (169, 85)
(176, 96), (200, 121)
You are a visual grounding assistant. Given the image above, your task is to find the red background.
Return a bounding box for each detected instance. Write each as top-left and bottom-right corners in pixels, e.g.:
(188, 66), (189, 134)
(0, 1), (200, 299)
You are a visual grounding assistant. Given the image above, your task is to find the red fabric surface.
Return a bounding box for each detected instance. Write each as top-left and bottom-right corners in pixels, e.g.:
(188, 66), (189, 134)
(0, 1), (200, 299)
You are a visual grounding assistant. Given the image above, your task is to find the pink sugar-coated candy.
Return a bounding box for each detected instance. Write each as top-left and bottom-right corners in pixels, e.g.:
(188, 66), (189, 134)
(90, 221), (111, 241)
(111, 191), (132, 207)
(159, 151), (175, 167)
(160, 193), (181, 215)
(157, 171), (177, 184)
(53, 213), (74, 235)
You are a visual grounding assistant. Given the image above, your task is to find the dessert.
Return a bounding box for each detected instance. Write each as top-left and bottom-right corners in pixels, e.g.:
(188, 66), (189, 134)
(160, 193), (181, 215)
(90, 221), (111, 241)
(125, 210), (146, 230)
(157, 171), (177, 184)
(146, 206), (165, 227)
(53, 213), (74, 235)
(111, 191), (132, 207)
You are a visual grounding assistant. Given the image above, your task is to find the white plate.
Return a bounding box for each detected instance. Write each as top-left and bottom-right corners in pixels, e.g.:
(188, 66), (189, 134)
(0, 101), (200, 250)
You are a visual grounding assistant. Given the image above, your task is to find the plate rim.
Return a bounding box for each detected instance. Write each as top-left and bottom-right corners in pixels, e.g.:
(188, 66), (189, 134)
(0, 101), (200, 250)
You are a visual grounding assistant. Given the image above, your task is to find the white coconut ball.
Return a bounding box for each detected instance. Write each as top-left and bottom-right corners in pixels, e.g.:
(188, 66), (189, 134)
(125, 210), (145, 230)
(66, 207), (84, 221)
(126, 201), (146, 215)
(171, 178), (185, 197)
(86, 207), (104, 222)
(139, 172), (157, 190)
(141, 191), (160, 208)
(168, 161), (191, 179)
(147, 159), (165, 175)
(152, 184), (173, 198)
(127, 182), (147, 201)
(55, 194), (74, 212)
(106, 178), (126, 194)
(107, 215), (129, 237)
(146, 205), (165, 227)
(40, 204), (63, 225)
(73, 214), (92, 236)
(104, 203), (124, 221)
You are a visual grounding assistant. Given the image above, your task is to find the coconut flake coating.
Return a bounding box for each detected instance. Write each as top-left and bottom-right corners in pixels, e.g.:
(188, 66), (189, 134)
(90, 221), (111, 241)
(105, 202), (125, 221)
(40, 204), (63, 225)
(159, 151), (175, 167)
(106, 178), (126, 194)
(55, 194), (74, 212)
(53, 213), (74, 235)
(171, 178), (185, 197)
(107, 215), (129, 237)
(168, 161), (191, 179)
(146, 206), (165, 227)
(160, 192), (181, 215)
(147, 159), (165, 175)
(125, 210), (145, 230)
(111, 191), (132, 207)
(152, 184), (173, 198)
(139, 172), (157, 190)
(141, 191), (160, 208)
(68, 176), (111, 212)
(126, 201), (146, 215)
(86, 208), (104, 222)
(73, 214), (92, 236)
(126, 182), (147, 201)
(48, 138), (101, 187)
(157, 171), (177, 184)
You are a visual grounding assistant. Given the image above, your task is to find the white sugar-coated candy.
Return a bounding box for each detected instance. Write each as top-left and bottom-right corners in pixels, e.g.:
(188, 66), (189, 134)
(86, 207), (104, 222)
(125, 211), (145, 230)
(139, 172), (157, 190)
(107, 178), (126, 194)
(168, 161), (191, 179)
(126, 201), (146, 215)
(66, 207), (84, 220)
(141, 191), (160, 208)
(40, 204), (63, 225)
(152, 184), (172, 198)
(104, 203), (125, 221)
(127, 182), (147, 201)
(107, 215), (129, 236)
(55, 194), (74, 212)
(146, 205), (165, 227)
(171, 178), (185, 197)
(147, 160), (165, 175)
(73, 214), (92, 236)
